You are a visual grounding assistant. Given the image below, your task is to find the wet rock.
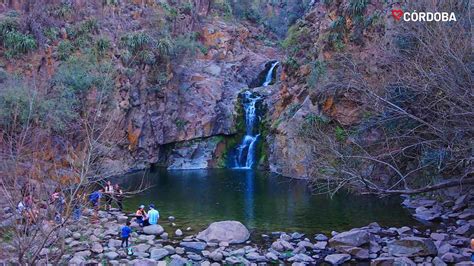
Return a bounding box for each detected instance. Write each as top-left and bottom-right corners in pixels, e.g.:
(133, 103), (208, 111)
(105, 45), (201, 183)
(197, 221), (250, 244)
(179, 241), (207, 251)
(371, 256), (416, 266)
(143, 224), (164, 235)
(324, 254), (351, 265)
(150, 248), (169, 260)
(175, 229), (183, 237)
(163, 245), (175, 255)
(397, 226), (413, 236)
(314, 234), (329, 241)
(329, 229), (370, 247)
(388, 237), (437, 257)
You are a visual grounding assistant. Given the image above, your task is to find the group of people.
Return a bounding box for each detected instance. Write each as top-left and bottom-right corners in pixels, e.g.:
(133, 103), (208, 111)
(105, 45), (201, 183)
(89, 181), (125, 223)
(134, 204), (160, 227)
(118, 203), (160, 249)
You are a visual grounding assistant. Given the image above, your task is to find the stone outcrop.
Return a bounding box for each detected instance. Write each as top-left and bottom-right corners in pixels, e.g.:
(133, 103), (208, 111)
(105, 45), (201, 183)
(197, 221), (250, 244)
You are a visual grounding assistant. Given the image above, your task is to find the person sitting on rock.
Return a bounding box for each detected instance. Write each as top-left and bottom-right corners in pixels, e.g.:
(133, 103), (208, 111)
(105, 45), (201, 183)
(147, 204), (159, 225)
(135, 205), (148, 226)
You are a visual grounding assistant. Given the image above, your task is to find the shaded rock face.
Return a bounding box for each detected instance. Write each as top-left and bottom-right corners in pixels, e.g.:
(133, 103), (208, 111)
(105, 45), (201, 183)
(107, 19), (282, 173)
(387, 237), (437, 257)
(197, 221), (250, 244)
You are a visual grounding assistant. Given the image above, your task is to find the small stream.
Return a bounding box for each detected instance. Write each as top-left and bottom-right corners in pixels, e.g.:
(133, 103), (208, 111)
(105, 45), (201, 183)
(121, 169), (419, 237)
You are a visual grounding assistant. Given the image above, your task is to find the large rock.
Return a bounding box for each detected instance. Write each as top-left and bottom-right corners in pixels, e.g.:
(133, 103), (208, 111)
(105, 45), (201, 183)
(150, 248), (169, 260)
(329, 229), (371, 247)
(143, 224), (164, 235)
(324, 254), (351, 265)
(196, 221), (250, 244)
(387, 237), (437, 257)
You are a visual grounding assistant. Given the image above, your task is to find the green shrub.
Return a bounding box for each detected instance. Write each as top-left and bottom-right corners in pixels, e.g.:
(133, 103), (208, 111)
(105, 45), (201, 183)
(335, 126), (347, 142)
(95, 37), (111, 57)
(2, 31), (37, 58)
(306, 60), (327, 88)
(348, 0), (369, 16)
(57, 40), (74, 60)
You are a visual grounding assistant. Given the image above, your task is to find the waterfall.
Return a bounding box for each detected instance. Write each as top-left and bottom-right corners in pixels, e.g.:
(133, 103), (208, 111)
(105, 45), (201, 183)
(234, 91), (262, 169)
(262, 61), (279, 87)
(232, 61), (278, 169)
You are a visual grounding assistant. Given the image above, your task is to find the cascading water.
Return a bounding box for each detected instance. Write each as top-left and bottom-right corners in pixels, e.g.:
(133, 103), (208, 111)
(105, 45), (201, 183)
(234, 91), (261, 169)
(262, 61), (279, 86)
(233, 61), (278, 169)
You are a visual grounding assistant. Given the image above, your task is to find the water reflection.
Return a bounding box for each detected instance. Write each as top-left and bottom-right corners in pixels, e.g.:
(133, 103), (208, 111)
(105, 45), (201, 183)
(120, 169), (418, 234)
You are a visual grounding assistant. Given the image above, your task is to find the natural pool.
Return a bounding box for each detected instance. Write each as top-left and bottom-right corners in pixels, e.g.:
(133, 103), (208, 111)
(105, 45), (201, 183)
(120, 169), (419, 236)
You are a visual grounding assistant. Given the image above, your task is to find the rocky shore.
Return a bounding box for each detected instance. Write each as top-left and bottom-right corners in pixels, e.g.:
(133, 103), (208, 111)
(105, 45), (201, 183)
(1, 193), (473, 265)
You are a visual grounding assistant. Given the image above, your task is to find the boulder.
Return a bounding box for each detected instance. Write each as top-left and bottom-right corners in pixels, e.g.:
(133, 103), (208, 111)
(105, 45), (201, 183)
(150, 248), (169, 260)
(388, 237), (437, 257)
(335, 246), (369, 259)
(288, 253), (314, 263)
(104, 252), (119, 260)
(455, 223), (473, 236)
(329, 229), (370, 247)
(143, 224), (164, 235)
(315, 234), (329, 241)
(175, 229), (183, 237)
(91, 242), (103, 254)
(324, 254), (351, 265)
(197, 221), (250, 244)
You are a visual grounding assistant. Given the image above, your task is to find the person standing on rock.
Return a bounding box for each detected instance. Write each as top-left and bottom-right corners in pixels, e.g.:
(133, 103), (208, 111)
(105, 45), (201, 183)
(121, 221), (132, 248)
(104, 181), (114, 211)
(114, 184), (124, 211)
(148, 204), (159, 225)
(89, 189), (103, 223)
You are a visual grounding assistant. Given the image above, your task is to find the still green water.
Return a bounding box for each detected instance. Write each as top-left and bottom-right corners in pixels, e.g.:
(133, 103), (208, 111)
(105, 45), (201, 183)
(120, 169), (417, 236)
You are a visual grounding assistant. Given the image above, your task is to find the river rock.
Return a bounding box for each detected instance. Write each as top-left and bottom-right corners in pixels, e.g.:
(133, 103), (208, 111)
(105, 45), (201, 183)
(387, 237), (437, 257)
(179, 241), (207, 251)
(108, 239), (122, 248)
(72, 232), (81, 240)
(168, 216), (175, 221)
(175, 229), (183, 237)
(245, 252), (266, 261)
(209, 250), (224, 261)
(315, 234), (329, 241)
(371, 256), (416, 266)
(69, 256), (86, 265)
(288, 253), (314, 263)
(455, 223), (473, 236)
(135, 244), (151, 253)
(335, 246), (369, 259)
(143, 224), (164, 235)
(160, 232), (169, 240)
(324, 254), (351, 265)
(265, 252), (278, 261)
(271, 240), (294, 252)
(440, 252), (464, 263)
(197, 221), (250, 244)
(105, 251), (119, 260)
(314, 241), (328, 249)
(91, 242), (103, 254)
(329, 229), (370, 247)
(188, 253), (202, 261)
(150, 248), (169, 260)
